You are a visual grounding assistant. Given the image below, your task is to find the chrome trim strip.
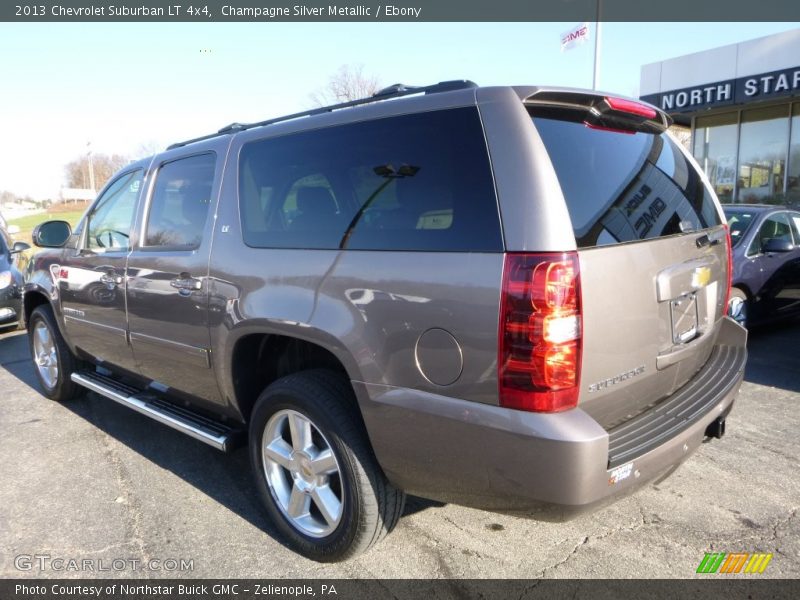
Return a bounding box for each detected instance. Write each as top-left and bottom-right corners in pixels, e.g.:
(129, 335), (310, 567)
(129, 331), (211, 368)
(64, 316), (127, 340)
(71, 373), (228, 451)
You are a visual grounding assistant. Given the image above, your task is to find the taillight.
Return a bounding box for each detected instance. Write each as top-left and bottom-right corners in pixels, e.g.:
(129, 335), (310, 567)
(604, 96), (657, 119)
(499, 252), (582, 412)
(722, 224), (733, 313)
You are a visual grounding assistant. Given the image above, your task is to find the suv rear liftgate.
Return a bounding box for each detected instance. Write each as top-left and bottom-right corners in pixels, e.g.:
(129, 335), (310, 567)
(525, 89), (747, 472)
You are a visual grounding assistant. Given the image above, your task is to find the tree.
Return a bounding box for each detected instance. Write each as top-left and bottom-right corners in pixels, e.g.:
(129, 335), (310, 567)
(668, 125), (692, 152)
(0, 190), (18, 207)
(134, 140), (162, 160)
(309, 64), (382, 107)
(64, 153), (130, 192)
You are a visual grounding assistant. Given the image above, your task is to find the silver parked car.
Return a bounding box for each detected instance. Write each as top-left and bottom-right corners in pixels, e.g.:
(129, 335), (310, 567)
(24, 81), (746, 561)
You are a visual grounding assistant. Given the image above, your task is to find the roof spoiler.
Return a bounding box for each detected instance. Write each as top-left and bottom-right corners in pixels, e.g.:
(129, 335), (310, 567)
(524, 90), (671, 134)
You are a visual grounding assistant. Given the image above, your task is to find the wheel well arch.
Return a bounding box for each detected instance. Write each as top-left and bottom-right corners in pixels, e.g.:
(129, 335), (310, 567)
(731, 282), (753, 300)
(23, 290), (50, 327)
(231, 332), (354, 423)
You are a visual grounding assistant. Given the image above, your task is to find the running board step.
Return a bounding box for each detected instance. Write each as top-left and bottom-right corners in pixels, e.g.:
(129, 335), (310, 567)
(71, 371), (238, 451)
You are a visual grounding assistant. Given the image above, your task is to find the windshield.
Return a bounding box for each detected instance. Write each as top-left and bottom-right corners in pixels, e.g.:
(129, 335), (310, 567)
(723, 209), (756, 247)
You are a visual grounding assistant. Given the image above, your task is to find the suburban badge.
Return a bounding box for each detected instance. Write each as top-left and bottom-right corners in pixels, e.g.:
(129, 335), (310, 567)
(588, 366), (645, 393)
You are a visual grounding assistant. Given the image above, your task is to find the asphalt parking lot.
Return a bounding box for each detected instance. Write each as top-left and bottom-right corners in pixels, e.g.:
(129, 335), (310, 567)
(1, 320), (798, 579)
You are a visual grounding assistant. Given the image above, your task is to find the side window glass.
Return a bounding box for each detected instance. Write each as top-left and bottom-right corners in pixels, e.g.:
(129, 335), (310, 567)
(86, 170), (143, 252)
(283, 174), (342, 232)
(238, 108), (501, 252)
(788, 213), (800, 245)
(750, 213), (793, 254)
(145, 153), (216, 249)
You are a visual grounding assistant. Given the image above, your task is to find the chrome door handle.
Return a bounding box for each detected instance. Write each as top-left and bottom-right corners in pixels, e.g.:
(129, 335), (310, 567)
(170, 277), (202, 291)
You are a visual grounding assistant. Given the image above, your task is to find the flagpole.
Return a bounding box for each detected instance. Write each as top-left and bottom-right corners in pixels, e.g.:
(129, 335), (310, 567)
(592, 0), (602, 90)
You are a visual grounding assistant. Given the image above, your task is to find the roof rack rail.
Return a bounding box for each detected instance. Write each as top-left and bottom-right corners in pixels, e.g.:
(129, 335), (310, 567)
(167, 79), (478, 150)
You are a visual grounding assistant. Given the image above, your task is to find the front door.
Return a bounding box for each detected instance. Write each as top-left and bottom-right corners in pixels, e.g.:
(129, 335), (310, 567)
(125, 150), (223, 404)
(747, 211), (800, 318)
(59, 168), (144, 369)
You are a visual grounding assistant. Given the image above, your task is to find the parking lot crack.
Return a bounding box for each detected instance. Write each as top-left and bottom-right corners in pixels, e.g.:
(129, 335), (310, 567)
(735, 434), (800, 463)
(538, 536), (589, 578)
(537, 502), (658, 578)
(722, 506), (798, 551)
(771, 507), (797, 543)
(518, 579), (542, 598)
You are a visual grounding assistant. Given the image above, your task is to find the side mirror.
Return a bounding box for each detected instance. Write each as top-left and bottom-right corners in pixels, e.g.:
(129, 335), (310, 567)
(32, 220), (72, 248)
(7, 224), (20, 235)
(762, 238), (794, 253)
(10, 241), (30, 254)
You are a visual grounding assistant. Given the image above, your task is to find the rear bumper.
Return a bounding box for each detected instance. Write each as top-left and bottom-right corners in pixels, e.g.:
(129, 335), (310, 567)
(355, 317), (747, 518)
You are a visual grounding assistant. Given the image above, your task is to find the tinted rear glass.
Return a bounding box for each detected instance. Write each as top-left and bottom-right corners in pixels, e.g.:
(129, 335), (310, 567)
(723, 208), (756, 247)
(532, 116), (721, 248)
(239, 108), (502, 252)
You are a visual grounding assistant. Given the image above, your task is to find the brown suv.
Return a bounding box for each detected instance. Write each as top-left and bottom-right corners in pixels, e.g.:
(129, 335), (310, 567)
(24, 81), (746, 561)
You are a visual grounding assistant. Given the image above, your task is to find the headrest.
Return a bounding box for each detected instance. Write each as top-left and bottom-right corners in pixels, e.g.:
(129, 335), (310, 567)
(297, 186), (336, 215)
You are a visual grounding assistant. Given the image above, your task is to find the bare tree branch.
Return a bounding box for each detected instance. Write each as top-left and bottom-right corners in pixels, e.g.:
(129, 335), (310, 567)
(64, 153), (130, 191)
(309, 64), (382, 107)
(668, 125), (692, 152)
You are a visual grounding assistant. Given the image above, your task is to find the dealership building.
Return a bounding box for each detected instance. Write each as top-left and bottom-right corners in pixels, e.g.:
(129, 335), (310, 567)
(640, 29), (800, 206)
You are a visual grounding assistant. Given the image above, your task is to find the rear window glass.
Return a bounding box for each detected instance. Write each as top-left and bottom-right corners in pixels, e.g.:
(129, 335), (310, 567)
(532, 116), (721, 248)
(238, 108), (502, 252)
(723, 209), (756, 247)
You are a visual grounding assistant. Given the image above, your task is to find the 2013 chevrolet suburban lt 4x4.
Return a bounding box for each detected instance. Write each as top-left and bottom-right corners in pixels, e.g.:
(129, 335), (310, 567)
(24, 81), (747, 561)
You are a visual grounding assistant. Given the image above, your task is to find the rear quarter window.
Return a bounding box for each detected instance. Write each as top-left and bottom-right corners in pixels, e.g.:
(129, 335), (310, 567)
(532, 115), (721, 248)
(238, 108), (502, 252)
(724, 209), (755, 247)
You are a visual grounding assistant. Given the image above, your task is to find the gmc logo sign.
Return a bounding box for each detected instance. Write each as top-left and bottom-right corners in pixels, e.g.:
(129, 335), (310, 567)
(561, 26), (588, 46)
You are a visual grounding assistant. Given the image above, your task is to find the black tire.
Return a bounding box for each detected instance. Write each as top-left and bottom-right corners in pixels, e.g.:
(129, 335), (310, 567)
(728, 287), (749, 328)
(249, 369), (405, 562)
(28, 304), (85, 402)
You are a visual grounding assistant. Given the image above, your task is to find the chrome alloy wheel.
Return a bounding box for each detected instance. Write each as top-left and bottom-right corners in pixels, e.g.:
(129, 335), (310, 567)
(32, 320), (58, 389)
(261, 409), (344, 538)
(728, 295), (748, 327)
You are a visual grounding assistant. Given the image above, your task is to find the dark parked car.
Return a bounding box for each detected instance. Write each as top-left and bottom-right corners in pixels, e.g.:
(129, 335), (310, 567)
(724, 204), (800, 327)
(24, 82), (746, 561)
(0, 227), (30, 330)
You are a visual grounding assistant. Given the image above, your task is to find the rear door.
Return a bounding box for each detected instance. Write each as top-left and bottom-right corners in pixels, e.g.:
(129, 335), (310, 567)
(529, 100), (728, 429)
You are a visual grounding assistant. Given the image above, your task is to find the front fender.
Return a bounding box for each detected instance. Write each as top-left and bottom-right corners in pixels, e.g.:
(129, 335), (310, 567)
(22, 249), (64, 329)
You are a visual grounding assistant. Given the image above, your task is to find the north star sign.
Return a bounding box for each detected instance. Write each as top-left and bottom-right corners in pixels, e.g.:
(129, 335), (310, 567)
(640, 65), (800, 114)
